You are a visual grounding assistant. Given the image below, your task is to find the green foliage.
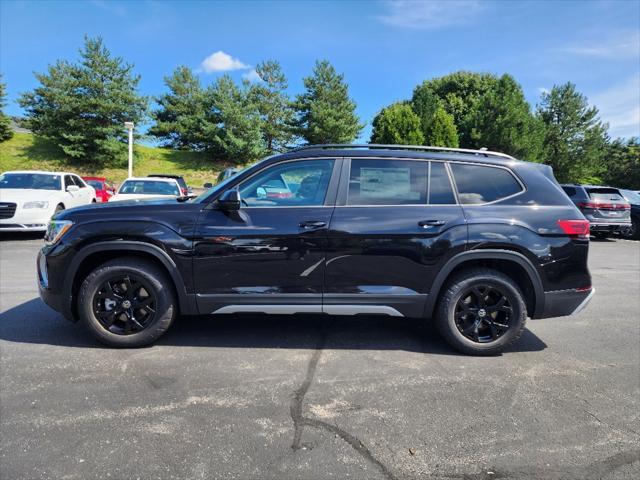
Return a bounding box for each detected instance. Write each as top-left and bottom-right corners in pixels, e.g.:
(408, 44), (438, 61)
(602, 137), (640, 189)
(208, 75), (266, 163)
(370, 102), (424, 145)
(18, 36), (147, 165)
(423, 106), (459, 147)
(295, 60), (363, 144)
(0, 75), (13, 142)
(149, 66), (211, 151)
(248, 60), (297, 153)
(537, 82), (609, 183)
(469, 74), (543, 161)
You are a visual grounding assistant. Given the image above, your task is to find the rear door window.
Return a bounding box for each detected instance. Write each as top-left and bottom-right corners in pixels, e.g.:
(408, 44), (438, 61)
(450, 163), (523, 204)
(348, 159), (428, 205)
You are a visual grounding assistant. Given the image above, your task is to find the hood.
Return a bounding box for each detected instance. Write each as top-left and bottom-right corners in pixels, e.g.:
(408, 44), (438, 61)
(109, 193), (177, 202)
(0, 188), (61, 203)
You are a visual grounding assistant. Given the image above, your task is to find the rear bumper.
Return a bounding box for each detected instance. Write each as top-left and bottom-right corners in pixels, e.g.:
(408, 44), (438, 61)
(589, 222), (631, 232)
(538, 287), (595, 319)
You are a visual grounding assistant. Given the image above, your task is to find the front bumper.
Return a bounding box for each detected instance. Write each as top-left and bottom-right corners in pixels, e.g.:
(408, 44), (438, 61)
(538, 287), (595, 319)
(0, 208), (52, 232)
(37, 249), (75, 321)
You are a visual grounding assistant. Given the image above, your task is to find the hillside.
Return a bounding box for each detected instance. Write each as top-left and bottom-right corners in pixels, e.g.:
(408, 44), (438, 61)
(0, 132), (237, 186)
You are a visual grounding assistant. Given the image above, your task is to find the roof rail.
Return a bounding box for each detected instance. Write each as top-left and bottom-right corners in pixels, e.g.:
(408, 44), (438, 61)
(289, 144), (517, 161)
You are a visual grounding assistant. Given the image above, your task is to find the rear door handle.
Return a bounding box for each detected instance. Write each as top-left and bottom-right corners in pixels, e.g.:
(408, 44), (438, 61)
(299, 221), (327, 229)
(418, 220), (446, 228)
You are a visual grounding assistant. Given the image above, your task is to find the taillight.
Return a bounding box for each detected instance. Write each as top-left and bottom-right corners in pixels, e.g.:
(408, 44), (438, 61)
(558, 219), (590, 238)
(578, 201), (630, 210)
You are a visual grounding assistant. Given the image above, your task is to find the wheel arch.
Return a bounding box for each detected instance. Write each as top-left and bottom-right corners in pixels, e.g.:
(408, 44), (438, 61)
(66, 241), (196, 321)
(424, 250), (545, 319)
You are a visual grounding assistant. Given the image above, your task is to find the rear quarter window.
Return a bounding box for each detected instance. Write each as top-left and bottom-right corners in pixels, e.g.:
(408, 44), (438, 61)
(450, 163), (523, 204)
(562, 186), (577, 197)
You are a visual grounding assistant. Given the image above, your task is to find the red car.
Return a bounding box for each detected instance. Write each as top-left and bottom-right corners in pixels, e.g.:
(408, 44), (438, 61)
(82, 176), (116, 203)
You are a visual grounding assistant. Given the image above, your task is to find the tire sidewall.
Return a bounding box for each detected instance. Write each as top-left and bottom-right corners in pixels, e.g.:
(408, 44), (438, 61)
(78, 261), (175, 347)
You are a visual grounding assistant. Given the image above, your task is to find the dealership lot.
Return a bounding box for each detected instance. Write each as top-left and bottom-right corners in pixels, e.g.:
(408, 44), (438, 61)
(0, 236), (638, 479)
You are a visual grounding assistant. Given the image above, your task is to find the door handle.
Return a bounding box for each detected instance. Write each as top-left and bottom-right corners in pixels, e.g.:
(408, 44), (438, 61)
(418, 220), (446, 228)
(299, 221), (327, 229)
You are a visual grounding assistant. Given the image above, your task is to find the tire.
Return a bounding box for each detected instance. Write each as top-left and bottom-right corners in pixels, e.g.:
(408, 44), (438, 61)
(435, 268), (527, 356)
(77, 257), (177, 347)
(592, 232), (608, 240)
(629, 218), (640, 240)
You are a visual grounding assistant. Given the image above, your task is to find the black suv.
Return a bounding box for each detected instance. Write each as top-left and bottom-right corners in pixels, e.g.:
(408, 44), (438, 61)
(38, 145), (594, 355)
(560, 184), (631, 239)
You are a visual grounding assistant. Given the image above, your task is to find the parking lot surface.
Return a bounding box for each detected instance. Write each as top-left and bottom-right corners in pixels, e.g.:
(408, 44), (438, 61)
(1, 235), (639, 479)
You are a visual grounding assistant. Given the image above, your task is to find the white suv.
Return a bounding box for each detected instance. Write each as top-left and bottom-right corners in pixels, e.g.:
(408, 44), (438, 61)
(0, 170), (96, 232)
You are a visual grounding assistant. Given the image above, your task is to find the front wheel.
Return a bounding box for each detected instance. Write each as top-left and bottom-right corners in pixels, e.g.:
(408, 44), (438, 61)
(77, 257), (176, 347)
(435, 268), (527, 355)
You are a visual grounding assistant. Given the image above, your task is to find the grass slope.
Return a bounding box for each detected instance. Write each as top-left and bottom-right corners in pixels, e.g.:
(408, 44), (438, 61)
(0, 132), (235, 186)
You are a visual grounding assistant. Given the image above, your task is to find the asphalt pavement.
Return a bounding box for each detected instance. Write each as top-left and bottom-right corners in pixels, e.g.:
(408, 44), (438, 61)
(1, 234), (639, 479)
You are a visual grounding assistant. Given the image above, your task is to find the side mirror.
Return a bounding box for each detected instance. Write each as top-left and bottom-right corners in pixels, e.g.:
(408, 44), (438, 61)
(66, 185), (80, 192)
(218, 189), (241, 211)
(203, 182), (213, 189)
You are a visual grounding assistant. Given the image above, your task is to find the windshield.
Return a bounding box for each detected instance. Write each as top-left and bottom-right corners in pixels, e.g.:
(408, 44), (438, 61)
(118, 180), (180, 196)
(621, 189), (640, 204)
(85, 180), (104, 190)
(0, 173), (62, 191)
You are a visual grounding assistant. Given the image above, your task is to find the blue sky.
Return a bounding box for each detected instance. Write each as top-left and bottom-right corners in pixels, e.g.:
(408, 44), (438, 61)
(1, 0), (639, 142)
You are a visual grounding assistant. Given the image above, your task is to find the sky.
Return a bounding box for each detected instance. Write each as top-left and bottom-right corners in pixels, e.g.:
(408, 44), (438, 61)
(1, 0), (639, 142)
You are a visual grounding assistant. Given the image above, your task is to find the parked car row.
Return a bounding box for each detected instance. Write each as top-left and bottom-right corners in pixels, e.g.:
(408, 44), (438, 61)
(561, 184), (640, 239)
(0, 170), (194, 233)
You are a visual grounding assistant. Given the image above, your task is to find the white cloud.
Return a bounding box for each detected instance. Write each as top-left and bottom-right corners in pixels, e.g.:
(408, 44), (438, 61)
(242, 69), (263, 83)
(200, 51), (248, 73)
(376, 0), (483, 29)
(561, 30), (640, 59)
(590, 75), (640, 138)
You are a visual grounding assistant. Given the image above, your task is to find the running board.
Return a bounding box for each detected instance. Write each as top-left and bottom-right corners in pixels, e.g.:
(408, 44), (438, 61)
(211, 304), (403, 317)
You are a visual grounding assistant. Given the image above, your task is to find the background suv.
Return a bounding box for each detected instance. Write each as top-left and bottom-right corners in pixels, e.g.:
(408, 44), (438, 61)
(561, 184), (631, 239)
(38, 145), (593, 355)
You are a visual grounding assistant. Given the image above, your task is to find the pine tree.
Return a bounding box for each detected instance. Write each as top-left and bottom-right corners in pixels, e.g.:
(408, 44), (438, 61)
(295, 60), (363, 144)
(248, 60), (296, 153)
(370, 103), (424, 145)
(209, 75), (266, 162)
(0, 75), (13, 142)
(537, 82), (609, 182)
(149, 66), (211, 151)
(19, 36), (147, 165)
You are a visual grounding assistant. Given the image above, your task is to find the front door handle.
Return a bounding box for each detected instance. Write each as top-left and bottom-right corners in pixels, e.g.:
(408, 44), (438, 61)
(299, 220), (327, 229)
(418, 219), (446, 228)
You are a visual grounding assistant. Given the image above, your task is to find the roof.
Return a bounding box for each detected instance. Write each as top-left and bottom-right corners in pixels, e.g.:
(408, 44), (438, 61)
(122, 177), (180, 183)
(82, 176), (107, 181)
(148, 173), (184, 179)
(2, 170), (77, 176)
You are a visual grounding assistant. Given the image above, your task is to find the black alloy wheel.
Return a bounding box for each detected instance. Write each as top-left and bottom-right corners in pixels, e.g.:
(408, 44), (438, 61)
(93, 274), (157, 335)
(454, 285), (512, 343)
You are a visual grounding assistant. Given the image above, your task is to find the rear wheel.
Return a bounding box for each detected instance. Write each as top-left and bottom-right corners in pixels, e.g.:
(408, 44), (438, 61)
(435, 268), (527, 355)
(78, 257), (176, 347)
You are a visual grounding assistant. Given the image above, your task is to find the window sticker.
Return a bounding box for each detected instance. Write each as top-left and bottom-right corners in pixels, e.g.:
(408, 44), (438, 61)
(359, 167), (416, 199)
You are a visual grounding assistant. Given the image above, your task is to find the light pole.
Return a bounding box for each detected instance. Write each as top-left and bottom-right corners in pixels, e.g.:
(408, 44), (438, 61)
(124, 122), (134, 178)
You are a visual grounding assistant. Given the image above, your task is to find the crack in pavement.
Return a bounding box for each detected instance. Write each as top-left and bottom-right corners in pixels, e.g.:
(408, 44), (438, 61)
(289, 321), (398, 480)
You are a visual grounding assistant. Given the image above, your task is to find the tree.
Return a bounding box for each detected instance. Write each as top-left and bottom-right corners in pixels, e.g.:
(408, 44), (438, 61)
(248, 60), (297, 153)
(413, 71), (497, 147)
(295, 60), (363, 144)
(410, 85), (441, 144)
(602, 137), (640, 190)
(370, 103), (424, 145)
(423, 106), (459, 147)
(208, 75), (265, 162)
(537, 82), (609, 182)
(0, 75), (13, 142)
(149, 66), (211, 151)
(469, 74), (543, 161)
(19, 36), (147, 165)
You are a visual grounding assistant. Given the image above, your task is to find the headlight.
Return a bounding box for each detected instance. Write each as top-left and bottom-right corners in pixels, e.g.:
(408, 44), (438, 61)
(45, 220), (73, 245)
(23, 201), (49, 209)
